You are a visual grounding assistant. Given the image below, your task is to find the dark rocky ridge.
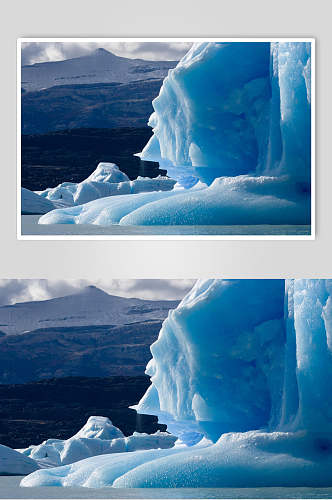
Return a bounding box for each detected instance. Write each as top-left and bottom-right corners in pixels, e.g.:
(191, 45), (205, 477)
(22, 127), (164, 191)
(0, 321), (163, 384)
(0, 376), (165, 449)
(21, 79), (164, 135)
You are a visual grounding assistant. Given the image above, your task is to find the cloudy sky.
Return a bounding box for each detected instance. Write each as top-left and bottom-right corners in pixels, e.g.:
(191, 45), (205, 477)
(0, 279), (195, 306)
(21, 41), (193, 66)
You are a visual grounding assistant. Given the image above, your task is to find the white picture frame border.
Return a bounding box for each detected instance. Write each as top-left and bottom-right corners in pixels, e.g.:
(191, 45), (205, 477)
(17, 37), (316, 241)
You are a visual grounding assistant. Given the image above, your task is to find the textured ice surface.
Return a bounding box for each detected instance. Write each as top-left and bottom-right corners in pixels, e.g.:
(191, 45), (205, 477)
(112, 431), (332, 488)
(119, 176), (310, 226)
(39, 175), (309, 226)
(38, 181), (205, 225)
(135, 279), (285, 443)
(0, 444), (39, 475)
(21, 188), (56, 215)
(139, 42), (311, 187)
(22, 279), (332, 488)
(70, 416), (124, 440)
(21, 438), (211, 487)
(20, 417), (176, 467)
(37, 163), (175, 208)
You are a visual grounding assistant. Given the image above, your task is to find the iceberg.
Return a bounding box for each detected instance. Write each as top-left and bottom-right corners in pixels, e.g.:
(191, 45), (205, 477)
(38, 180), (206, 225)
(38, 42), (311, 227)
(19, 416), (176, 468)
(36, 163), (176, 209)
(21, 279), (332, 489)
(132, 41), (311, 225)
(119, 176), (309, 226)
(134, 279), (286, 444)
(21, 438), (211, 487)
(139, 42), (311, 186)
(21, 187), (56, 215)
(0, 444), (39, 475)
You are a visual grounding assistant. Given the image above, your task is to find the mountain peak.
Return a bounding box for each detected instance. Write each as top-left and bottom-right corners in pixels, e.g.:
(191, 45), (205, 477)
(93, 48), (113, 56)
(82, 285), (109, 296)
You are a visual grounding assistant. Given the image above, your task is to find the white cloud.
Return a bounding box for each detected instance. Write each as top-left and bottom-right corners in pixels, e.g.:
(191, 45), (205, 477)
(21, 41), (193, 65)
(0, 279), (195, 306)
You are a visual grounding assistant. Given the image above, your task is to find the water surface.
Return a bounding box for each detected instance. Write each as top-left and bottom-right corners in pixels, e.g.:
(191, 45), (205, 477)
(1, 477), (332, 499)
(21, 216), (311, 237)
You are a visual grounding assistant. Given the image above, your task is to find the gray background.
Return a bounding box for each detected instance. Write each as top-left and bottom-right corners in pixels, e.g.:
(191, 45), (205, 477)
(0, 0), (329, 279)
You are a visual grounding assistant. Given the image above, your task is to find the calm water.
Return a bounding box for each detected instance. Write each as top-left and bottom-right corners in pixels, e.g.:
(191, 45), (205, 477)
(21, 216), (311, 237)
(1, 477), (332, 499)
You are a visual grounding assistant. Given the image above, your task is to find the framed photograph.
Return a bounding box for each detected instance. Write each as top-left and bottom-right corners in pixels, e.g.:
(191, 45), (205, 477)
(17, 38), (315, 240)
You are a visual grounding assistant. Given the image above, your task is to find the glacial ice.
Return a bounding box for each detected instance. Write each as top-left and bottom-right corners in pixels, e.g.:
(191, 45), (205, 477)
(19, 416), (176, 467)
(36, 163), (176, 209)
(119, 176), (309, 226)
(139, 42), (311, 187)
(38, 180), (206, 225)
(21, 438), (211, 487)
(0, 444), (39, 475)
(134, 279), (286, 443)
(133, 41), (311, 225)
(40, 41), (312, 226)
(21, 279), (332, 488)
(21, 188), (56, 215)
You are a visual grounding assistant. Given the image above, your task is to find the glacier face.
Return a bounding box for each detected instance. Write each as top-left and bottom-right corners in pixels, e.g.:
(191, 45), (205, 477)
(139, 42), (271, 183)
(133, 41), (311, 226)
(137, 279), (332, 441)
(135, 279), (286, 443)
(21, 279), (332, 488)
(140, 42), (311, 187)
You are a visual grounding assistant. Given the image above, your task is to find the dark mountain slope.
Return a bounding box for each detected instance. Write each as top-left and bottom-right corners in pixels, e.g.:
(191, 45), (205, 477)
(0, 376), (165, 448)
(21, 79), (164, 134)
(0, 321), (163, 384)
(21, 127), (164, 191)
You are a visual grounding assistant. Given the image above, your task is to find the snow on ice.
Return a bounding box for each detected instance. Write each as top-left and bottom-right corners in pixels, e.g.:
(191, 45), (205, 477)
(36, 163), (176, 209)
(19, 416), (176, 468)
(0, 444), (39, 475)
(21, 188), (56, 215)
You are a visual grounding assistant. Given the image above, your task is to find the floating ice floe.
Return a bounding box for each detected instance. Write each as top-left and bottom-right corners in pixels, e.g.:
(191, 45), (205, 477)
(20, 437), (211, 487)
(38, 179), (206, 225)
(19, 416), (176, 468)
(21, 279), (332, 488)
(39, 175), (309, 226)
(0, 444), (39, 475)
(39, 41), (311, 226)
(36, 163), (176, 208)
(21, 187), (57, 215)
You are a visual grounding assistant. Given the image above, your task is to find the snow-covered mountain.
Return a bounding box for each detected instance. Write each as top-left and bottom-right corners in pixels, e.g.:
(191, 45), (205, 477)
(21, 48), (177, 92)
(0, 286), (178, 335)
